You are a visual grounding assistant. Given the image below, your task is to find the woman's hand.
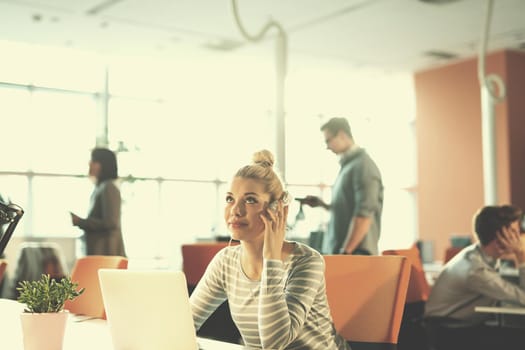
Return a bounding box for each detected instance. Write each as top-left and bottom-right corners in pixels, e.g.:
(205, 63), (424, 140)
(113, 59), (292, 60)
(260, 201), (289, 260)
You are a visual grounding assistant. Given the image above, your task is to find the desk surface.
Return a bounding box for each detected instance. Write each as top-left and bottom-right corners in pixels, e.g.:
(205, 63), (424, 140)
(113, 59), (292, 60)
(475, 305), (525, 329)
(475, 305), (525, 316)
(0, 299), (245, 350)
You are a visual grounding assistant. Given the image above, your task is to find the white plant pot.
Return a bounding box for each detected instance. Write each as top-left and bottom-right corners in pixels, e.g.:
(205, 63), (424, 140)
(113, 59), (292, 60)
(20, 310), (69, 350)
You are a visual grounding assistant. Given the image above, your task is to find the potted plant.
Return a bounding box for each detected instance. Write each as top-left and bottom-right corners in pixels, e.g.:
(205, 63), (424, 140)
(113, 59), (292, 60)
(17, 274), (84, 350)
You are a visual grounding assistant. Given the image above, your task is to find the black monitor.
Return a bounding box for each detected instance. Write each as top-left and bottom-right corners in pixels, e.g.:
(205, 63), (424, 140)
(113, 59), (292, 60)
(0, 201), (24, 256)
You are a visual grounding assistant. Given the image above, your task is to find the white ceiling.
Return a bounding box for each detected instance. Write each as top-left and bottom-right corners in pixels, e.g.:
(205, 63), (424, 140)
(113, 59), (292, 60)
(0, 0), (524, 73)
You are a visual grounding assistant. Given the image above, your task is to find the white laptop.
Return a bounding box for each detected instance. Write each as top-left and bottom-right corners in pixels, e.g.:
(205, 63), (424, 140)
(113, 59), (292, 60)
(98, 269), (199, 350)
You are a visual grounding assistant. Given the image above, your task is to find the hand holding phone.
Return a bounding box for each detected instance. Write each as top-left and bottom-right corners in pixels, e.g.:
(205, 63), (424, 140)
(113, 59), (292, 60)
(262, 198), (289, 260)
(269, 192), (292, 211)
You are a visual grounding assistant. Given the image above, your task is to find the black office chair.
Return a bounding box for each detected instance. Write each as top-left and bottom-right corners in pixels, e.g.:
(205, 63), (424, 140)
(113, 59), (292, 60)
(0, 201), (24, 298)
(9, 242), (69, 299)
(0, 201), (24, 257)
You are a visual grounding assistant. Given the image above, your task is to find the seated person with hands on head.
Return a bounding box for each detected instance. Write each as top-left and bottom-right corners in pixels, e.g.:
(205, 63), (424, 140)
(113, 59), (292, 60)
(424, 205), (525, 349)
(190, 150), (349, 350)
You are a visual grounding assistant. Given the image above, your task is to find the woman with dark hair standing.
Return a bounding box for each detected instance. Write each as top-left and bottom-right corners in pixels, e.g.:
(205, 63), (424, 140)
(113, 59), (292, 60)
(71, 148), (126, 257)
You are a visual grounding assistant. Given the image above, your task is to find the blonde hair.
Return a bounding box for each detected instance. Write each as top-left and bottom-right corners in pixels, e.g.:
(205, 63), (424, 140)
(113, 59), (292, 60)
(234, 150), (287, 203)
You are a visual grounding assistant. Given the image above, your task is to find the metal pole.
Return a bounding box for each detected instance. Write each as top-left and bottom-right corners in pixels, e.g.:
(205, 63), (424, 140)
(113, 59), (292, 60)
(274, 33), (287, 180)
(478, 0), (506, 205)
(97, 66), (110, 147)
(231, 0), (288, 181)
(480, 86), (497, 204)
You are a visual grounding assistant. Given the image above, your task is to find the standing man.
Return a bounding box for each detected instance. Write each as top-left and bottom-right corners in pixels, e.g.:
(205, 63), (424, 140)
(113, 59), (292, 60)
(302, 117), (383, 255)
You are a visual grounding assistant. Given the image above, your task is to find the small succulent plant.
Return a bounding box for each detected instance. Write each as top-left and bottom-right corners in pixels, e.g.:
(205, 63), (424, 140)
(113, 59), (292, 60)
(17, 274), (84, 313)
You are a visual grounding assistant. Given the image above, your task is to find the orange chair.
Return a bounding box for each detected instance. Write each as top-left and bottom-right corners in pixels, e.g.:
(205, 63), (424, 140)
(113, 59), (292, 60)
(181, 242), (237, 287)
(181, 242), (241, 344)
(443, 246), (463, 263)
(64, 255), (128, 319)
(383, 245), (432, 349)
(383, 244), (431, 303)
(0, 259), (7, 283)
(324, 255), (410, 349)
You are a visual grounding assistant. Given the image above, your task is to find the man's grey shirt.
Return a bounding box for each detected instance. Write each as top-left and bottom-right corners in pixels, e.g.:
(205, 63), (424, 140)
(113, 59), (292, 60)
(322, 147), (383, 255)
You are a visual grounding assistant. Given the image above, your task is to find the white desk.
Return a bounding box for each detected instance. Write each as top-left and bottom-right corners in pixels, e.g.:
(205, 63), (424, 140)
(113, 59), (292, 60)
(475, 305), (525, 329)
(475, 305), (525, 316)
(0, 299), (245, 349)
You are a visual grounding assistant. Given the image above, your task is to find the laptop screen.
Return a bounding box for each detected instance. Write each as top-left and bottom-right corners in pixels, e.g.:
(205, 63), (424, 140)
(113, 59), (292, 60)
(98, 269), (199, 350)
(0, 201), (24, 256)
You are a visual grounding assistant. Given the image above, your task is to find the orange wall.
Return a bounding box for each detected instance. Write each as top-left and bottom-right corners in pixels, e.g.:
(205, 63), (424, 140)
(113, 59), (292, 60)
(506, 52), (525, 210)
(414, 50), (525, 261)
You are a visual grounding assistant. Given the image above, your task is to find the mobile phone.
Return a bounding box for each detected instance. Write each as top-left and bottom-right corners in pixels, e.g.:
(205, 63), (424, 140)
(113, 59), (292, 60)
(269, 200), (278, 211)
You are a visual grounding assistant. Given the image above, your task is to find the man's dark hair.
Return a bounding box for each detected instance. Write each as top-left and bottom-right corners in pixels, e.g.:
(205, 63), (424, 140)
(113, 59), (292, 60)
(474, 205), (522, 245)
(320, 117), (353, 138)
(91, 148), (118, 184)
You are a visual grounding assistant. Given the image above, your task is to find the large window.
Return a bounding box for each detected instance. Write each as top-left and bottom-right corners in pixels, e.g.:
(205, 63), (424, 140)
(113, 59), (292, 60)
(285, 59), (417, 250)
(0, 40), (417, 270)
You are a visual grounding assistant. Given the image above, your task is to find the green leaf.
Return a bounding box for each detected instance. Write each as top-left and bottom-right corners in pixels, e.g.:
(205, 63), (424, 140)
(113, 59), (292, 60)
(16, 274), (85, 313)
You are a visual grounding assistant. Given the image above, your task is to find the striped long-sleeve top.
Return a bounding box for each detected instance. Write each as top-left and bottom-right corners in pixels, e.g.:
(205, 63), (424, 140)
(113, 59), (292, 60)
(190, 242), (349, 350)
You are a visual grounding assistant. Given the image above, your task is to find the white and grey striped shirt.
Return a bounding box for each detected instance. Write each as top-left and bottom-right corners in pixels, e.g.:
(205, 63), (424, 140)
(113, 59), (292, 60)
(190, 242), (349, 350)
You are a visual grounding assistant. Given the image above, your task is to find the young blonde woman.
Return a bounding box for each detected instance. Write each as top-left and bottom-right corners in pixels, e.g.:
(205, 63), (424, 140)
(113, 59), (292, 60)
(190, 150), (348, 349)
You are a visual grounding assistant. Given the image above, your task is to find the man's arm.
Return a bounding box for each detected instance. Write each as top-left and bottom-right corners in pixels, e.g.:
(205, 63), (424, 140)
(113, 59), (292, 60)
(342, 155), (382, 254)
(341, 216), (371, 254)
(445, 223), (525, 307)
(301, 195), (331, 210)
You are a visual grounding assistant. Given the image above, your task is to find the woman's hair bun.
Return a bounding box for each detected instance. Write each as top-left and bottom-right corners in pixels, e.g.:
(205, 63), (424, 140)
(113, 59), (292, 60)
(252, 149), (274, 168)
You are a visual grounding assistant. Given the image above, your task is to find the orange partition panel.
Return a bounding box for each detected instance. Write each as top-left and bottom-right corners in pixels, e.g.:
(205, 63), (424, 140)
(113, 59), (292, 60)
(383, 244), (431, 303)
(64, 255), (128, 319)
(181, 242), (237, 287)
(324, 255), (410, 344)
(0, 259), (7, 284)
